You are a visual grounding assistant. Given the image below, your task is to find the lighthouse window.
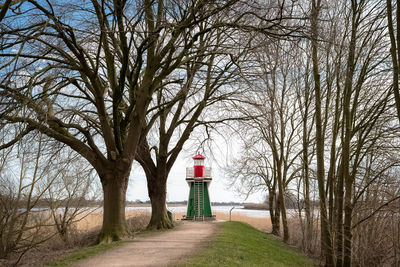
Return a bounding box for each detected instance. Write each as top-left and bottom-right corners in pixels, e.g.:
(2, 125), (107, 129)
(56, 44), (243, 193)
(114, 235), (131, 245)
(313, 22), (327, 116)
(194, 159), (204, 166)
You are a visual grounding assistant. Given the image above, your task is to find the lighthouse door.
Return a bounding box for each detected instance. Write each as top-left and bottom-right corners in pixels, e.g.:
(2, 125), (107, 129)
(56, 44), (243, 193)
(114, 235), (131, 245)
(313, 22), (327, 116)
(194, 180), (204, 219)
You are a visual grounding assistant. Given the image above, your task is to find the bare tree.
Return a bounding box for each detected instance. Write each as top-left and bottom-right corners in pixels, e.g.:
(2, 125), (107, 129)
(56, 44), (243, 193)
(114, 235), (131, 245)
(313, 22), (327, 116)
(0, 133), (55, 261)
(136, 24), (249, 229)
(310, 0), (335, 264)
(387, 0), (400, 123)
(0, 0), (21, 22)
(0, 0), (240, 242)
(227, 39), (303, 242)
(293, 43), (317, 253)
(307, 0), (391, 265)
(44, 148), (101, 244)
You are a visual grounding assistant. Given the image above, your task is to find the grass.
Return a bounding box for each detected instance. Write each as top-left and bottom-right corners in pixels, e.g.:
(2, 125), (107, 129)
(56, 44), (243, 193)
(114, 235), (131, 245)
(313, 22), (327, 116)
(176, 221), (313, 267)
(44, 221), (311, 267)
(44, 241), (124, 267)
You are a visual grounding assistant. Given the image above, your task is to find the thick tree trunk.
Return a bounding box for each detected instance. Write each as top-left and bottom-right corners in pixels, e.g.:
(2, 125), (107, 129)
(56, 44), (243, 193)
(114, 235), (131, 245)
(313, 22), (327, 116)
(387, 0), (400, 124)
(302, 121), (313, 252)
(136, 141), (174, 230)
(277, 175), (289, 242)
(304, 166), (313, 252)
(147, 177), (173, 230)
(343, 202), (353, 267)
(336, 164), (344, 266)
(98, 170), (130, 243)
(328, 85), (342, 265)
(280, 200), (289, 243)
(341, 1), (358, 264)
(311, 1), (334, 264)
(271, 193), (281, 236)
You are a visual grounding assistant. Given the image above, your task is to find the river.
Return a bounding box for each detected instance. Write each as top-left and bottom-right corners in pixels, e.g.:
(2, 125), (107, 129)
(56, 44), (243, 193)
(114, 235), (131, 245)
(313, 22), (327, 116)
(126, 205), (271, 218)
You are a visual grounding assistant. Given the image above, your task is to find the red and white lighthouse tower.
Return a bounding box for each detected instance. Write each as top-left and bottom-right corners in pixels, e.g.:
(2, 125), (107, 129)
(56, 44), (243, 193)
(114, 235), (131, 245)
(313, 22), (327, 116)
(193, 152), (205, 177)
(184, 152), (214, 220)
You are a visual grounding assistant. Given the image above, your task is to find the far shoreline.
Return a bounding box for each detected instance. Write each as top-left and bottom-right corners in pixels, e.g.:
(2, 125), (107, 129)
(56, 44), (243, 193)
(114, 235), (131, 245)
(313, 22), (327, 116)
(126, 202), (269, 210)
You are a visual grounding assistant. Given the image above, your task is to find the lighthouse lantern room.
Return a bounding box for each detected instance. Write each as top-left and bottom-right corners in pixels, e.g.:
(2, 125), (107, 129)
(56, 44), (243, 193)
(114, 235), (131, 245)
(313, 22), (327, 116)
(184, 152), (215, 220)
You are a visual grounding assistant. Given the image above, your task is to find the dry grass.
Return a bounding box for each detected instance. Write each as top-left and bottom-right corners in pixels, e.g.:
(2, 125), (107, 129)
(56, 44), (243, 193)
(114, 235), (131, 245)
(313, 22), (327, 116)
(286, 217), (321, 260)
(2, 210), (151, 267)
(75, 210), (151, 232)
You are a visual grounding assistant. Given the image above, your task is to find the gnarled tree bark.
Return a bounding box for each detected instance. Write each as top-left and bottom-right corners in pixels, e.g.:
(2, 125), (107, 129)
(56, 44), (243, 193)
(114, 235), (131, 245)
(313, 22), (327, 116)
(98, 166), (131, 242)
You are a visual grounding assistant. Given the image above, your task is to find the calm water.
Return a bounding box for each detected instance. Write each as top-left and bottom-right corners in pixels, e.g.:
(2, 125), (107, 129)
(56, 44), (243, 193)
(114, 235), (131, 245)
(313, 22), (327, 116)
(126, 205), (271, 218)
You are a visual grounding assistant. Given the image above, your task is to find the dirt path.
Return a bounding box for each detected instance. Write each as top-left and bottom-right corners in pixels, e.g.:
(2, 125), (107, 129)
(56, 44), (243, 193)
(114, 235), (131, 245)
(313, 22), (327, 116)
(72, 221), (220, 267)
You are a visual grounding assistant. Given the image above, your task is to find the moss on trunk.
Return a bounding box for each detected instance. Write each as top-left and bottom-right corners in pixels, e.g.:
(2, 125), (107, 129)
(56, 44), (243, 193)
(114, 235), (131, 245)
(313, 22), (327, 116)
(147, 180), (174, 230)
(98, 172), (130, 243)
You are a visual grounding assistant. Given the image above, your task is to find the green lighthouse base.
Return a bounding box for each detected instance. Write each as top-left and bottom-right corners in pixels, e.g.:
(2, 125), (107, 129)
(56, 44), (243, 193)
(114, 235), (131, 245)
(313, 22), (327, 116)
(184, 179), (215, 221)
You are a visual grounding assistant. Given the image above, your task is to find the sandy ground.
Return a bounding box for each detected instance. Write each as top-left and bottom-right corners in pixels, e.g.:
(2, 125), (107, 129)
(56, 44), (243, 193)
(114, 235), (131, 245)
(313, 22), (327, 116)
(72, 220), (220, 267)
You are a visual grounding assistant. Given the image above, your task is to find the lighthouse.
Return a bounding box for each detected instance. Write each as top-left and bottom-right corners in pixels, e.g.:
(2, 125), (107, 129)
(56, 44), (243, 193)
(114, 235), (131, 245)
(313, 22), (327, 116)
(184, 152), (215, 220)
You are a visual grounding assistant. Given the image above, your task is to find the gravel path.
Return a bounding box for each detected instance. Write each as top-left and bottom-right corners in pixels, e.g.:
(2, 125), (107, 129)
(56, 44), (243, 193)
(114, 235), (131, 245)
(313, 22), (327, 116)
(72, 221), (220, 267)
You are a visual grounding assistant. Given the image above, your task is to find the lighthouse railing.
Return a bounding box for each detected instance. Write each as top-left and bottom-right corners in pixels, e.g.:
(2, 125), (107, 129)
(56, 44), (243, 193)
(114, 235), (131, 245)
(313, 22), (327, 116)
(186, 167), (194, 178)
(203, 167), (211, 177)
(186, 167), (211, 178)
